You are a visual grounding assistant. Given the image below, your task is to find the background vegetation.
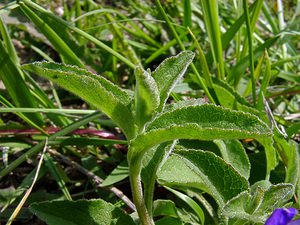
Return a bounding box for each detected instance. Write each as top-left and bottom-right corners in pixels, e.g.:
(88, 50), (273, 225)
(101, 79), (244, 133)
(0, 0), (299, 224)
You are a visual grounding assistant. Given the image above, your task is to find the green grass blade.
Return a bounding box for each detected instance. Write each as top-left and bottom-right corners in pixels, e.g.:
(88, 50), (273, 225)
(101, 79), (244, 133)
(239, 0), (263, 61)
(18, 2), (84, 67)
(228, 36), (279, 83)
(0, 111), (102, 180)
(0, 42), (44, 126)
(154, 2), (215, 103)
(21, 0), (135, 69)
(183, 0), (192, 27)
(243, 50), (265, 97)
(257, 51), (271, 111)
(44, 153), (72, 200)
(144, 31), (189, 65)
(0, 16), (18, 63)
(199, 0), (225, 80)
(205, 1), (258, 65)
(243, 0), (256, 106)
(0, 94), (46, 134)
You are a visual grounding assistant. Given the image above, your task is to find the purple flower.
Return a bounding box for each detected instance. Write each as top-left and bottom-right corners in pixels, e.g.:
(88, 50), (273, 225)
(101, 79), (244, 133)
(265, 208), (300, 225)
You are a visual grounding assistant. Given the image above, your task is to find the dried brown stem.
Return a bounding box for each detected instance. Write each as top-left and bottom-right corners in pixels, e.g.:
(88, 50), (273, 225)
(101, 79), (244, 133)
(48, 149), (136, 212)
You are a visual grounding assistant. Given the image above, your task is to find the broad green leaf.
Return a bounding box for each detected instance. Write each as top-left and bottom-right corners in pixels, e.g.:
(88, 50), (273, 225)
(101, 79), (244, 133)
(101, 160), (129, 187)
(152, 51), (195, 111)
(157, 149), (249, 206)
(256, 183), (294, 212)
(221, 183), (294, 223)
(163, 99), (206, 112)
(135, 67), (160, 130)
(29, 199), (136, 225)
(22, 62), (135, 138)
(129, 104), (271, 162)
(214, 139), (250, 179)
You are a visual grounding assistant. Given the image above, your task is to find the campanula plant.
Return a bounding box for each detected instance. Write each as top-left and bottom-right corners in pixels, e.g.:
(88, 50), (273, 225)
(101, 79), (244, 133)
(21, 51), (292, 225)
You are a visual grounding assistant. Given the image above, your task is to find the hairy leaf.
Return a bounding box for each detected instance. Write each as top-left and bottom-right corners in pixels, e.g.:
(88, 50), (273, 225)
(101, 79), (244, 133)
(152, 51), (195, 111)
(157, 149), (249, 206)
(142, 142), (176, 214)
(134, 67), (160, 129)
(29, 199), (135, 225)
(214, 139), (250, 179)
(221, 183), (294, 223)
(22, 62), (135, 138)
(129, 104), (271, 162)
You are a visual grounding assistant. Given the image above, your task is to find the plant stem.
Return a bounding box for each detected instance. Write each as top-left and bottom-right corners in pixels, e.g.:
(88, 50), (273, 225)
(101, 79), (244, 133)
(129, 159), (155, 225)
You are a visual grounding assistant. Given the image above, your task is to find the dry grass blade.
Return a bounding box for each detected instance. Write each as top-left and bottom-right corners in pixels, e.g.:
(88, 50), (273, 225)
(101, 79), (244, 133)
(6, 138), (48, 225)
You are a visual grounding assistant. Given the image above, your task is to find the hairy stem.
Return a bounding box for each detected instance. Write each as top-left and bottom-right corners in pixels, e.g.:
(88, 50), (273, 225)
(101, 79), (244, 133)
(129, 159), (155, 225)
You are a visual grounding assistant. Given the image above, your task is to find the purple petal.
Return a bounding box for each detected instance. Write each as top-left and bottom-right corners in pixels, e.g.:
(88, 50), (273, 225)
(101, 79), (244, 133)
(288, 218), (300, 225)
(265, 208), (298, 225)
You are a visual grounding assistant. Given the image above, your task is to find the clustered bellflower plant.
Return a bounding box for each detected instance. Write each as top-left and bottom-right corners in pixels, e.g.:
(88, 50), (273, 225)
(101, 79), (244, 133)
(265, 208), (300, 225)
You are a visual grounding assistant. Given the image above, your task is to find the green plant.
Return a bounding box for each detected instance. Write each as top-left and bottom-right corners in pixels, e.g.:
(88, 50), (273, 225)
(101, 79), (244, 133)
(0, 0), (299, 225)
(21, 50), (278, 225)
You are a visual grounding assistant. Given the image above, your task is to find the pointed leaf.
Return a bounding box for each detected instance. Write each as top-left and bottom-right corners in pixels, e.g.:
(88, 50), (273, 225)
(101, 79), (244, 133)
(129, 104), (272, 162)
(142, 142), (176, 213)
(258, 184), (295, 213)
(214, 139), (250, 179)
(152, 51), (195, 111)
(157, 149), (249, 206)
(221, 191), (264, 223)
(135, 67), (160, 129)
(29, 199), (135, 225)
(22, 62), (135, 138)
(221, 183), (294, 223)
